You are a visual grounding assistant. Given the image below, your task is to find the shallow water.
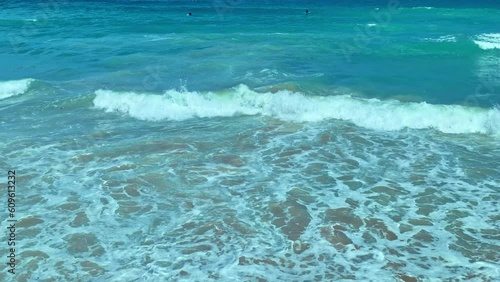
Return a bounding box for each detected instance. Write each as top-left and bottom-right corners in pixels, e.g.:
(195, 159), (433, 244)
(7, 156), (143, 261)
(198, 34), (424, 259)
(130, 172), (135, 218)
(1, 0), (499, 281)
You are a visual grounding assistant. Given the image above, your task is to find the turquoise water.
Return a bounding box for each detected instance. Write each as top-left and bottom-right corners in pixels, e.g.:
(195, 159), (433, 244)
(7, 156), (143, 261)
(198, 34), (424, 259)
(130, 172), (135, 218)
(1, 0), (499, 281)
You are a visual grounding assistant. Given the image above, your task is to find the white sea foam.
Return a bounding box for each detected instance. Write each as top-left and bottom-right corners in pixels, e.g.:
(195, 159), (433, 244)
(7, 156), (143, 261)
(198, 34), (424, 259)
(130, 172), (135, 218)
(94, 85), (500, 135)
(424, 35), (457, 43)
(0, 78), (34, 100)
(143, 34), (176, 42)
(15, 91), (500, 281)
(412, 6), (434, 10)
(473, 33), (500, 50)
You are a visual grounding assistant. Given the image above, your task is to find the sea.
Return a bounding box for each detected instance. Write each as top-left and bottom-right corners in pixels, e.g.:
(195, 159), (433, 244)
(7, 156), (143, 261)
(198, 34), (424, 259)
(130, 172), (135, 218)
(0, 0), (499, 281)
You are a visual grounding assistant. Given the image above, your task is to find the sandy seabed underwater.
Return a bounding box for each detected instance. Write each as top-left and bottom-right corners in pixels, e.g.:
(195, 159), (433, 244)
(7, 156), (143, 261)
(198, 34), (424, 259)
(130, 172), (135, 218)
(1, 0), (499, 281)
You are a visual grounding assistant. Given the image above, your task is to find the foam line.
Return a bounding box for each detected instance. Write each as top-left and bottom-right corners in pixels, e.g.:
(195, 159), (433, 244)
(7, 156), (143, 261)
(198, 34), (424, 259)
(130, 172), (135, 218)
(94, 85), (500, 135)
(474, 33), (500, 50)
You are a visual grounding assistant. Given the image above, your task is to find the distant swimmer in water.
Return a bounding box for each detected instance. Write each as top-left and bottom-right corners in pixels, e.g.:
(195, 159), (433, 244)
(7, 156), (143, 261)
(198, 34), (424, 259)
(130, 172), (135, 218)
(305, 9), (309, 15)
(188, 11), (192, 16)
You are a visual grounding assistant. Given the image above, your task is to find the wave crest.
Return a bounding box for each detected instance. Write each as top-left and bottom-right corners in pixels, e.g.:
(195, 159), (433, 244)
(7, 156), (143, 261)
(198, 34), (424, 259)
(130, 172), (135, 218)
(474, 33), (500, 50)
(0, 79), (34, 100)
(93, 85), (500, 135)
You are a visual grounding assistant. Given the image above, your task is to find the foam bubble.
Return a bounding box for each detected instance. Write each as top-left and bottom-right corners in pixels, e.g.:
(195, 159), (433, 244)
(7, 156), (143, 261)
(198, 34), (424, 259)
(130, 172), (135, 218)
(93, 85), (500, 135)
(0, 79), (34, 100)
(473, 33), (500, 50)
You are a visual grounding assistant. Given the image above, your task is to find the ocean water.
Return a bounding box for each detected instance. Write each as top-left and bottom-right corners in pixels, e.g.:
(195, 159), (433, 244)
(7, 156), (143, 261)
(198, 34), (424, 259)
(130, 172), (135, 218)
(1, 0), (499, 281)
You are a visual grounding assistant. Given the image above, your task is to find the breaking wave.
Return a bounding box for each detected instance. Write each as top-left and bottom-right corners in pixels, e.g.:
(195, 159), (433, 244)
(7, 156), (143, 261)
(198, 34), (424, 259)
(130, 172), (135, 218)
(94, 84), (500, 135)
